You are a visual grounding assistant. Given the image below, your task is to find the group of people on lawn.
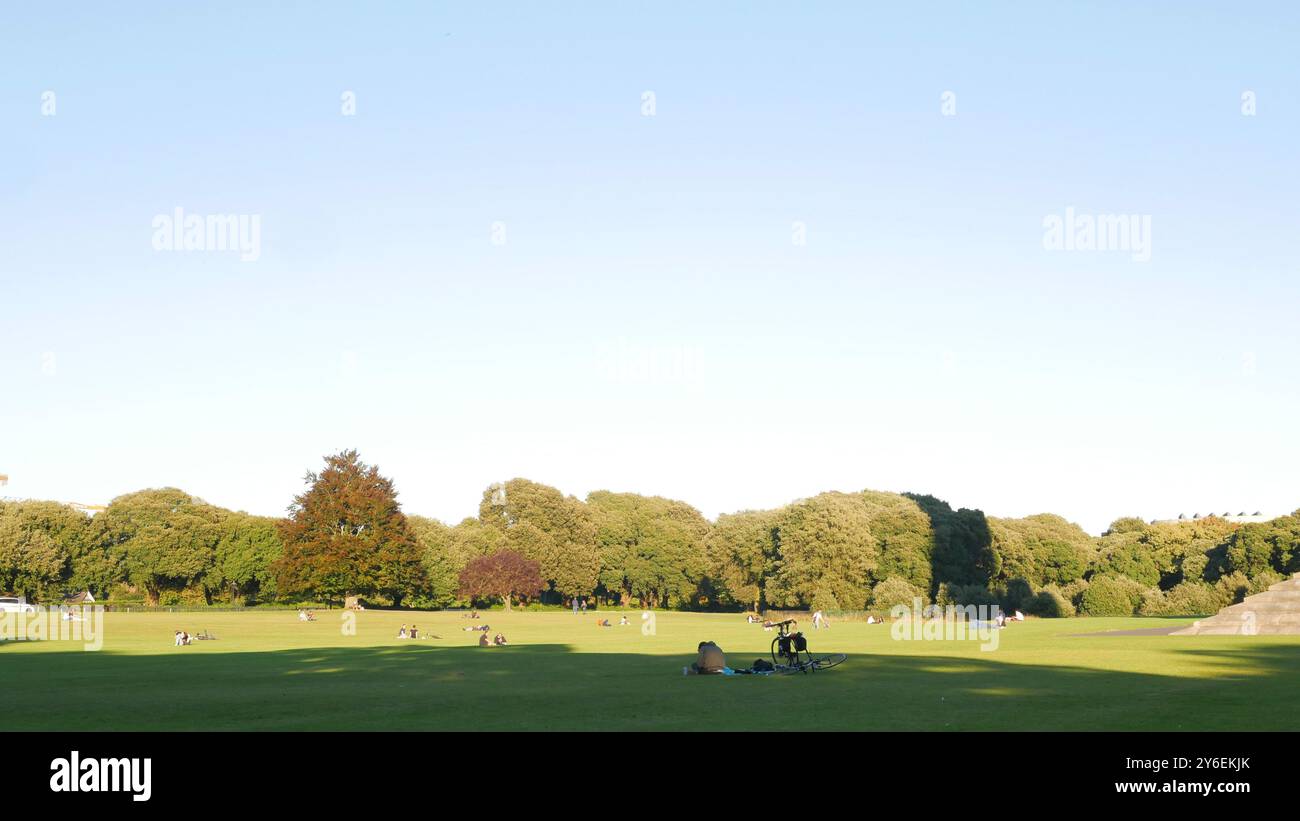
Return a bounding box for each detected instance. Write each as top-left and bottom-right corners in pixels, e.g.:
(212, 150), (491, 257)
(745, 610), (833, 630)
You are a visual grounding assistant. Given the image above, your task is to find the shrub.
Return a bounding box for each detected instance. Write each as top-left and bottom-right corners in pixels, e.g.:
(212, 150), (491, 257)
(1138, 587), (1168, 616)
(1161, 582), (1224, 616)
(1060, 578), (1089, 609)
(999, 578), (1036, 612)
(1078, 575), (1144, 616)
(811, 586), (842, 613)
(869, 577), (922, 612)
(1249, 569), (1284, 595)
(936, 582), (998, 608)
(1027, 586), (1074, 617)
(1179, 551), (1209, 584)
(1214, 571), (1250, 606)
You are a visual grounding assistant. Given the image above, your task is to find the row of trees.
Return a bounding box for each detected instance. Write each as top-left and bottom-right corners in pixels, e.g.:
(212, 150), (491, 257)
(0, 489), (280, 606)
(3, 449), (1298, 617)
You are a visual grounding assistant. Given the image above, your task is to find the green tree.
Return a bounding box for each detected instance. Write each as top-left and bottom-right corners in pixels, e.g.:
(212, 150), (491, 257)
(478, 479), (599, 600)
(210, 513), (283, 603)
(861, 491), (934, 594)
(588, 491), (710, 608)
(869, 576), (922, 611)
(904, 494), (995, 592)
(99, 489), (222, 605)
(1092, 526), (1161, 587)
(766, 492), (876, 610)
(988, 514), (1093, 587)
(1227, 514), (1300, 577)
(408, 515), (500, 608)
(0, 501), (79, 600)
(706, 508), (780, 611)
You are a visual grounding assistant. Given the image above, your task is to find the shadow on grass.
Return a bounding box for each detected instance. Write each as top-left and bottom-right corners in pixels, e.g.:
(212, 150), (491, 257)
(3, 640), (1298, 731)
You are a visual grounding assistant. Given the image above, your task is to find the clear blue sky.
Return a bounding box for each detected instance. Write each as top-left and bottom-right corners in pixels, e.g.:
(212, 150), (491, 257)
(3, 2), (1298, 534)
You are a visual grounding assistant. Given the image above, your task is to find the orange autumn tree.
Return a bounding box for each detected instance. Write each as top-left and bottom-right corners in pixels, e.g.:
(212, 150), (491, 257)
(274, 450), (424, 605)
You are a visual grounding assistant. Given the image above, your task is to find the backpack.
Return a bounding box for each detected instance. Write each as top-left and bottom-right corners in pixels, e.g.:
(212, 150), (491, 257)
(753, 658), (774, 672)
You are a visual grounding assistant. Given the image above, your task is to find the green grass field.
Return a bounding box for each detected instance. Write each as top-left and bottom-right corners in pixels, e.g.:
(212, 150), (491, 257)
(4, 609), (1298, 731)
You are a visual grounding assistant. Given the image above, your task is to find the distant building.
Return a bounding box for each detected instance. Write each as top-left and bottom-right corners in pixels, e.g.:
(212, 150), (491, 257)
(1152, 511), (1269, 526)
(0, 496), (105, 516)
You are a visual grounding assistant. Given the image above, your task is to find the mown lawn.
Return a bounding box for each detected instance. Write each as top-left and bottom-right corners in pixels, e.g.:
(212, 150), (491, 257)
(3, 609), (1297, 730)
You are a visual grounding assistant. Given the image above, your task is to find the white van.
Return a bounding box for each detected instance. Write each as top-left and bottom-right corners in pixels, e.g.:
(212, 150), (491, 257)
(0, 596), (37, 614)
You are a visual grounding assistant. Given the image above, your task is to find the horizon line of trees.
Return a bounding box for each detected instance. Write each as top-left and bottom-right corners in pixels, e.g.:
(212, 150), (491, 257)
(3, 449), (1298, 618)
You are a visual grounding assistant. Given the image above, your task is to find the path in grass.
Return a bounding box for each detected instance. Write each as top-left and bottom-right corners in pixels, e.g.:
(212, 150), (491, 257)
(3, 610), (1297, 730)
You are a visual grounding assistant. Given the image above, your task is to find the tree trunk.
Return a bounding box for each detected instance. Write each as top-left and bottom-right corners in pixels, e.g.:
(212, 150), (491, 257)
(504, 593), (513, 611)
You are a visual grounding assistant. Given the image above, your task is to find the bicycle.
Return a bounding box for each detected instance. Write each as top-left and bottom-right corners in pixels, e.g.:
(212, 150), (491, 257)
(769, 619), (847, 674)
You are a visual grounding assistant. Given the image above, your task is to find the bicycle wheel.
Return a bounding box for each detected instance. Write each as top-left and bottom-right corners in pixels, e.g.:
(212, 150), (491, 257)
(770, 636), (787, 668)
(809, 653), (847, 670)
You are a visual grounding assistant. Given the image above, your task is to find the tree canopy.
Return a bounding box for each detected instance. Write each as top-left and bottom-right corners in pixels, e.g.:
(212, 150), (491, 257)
(274, 450), (422, 604)
(4, 461), (1297, 621)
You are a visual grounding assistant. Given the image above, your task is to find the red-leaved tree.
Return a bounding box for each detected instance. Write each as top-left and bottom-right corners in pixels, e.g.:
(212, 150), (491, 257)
(458, 549), (544, 610)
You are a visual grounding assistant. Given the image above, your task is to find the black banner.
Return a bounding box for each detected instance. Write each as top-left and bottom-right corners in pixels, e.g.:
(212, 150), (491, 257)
(7, 732), (1288, 807)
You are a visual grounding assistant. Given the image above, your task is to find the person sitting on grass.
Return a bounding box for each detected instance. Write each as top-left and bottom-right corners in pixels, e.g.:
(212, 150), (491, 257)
(683, 641), (727, 675)
(479, 632), (491, 647)
(619, 615), (629, 626)
(493, 633), (508, 646)
(410, 625), (419, 639)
